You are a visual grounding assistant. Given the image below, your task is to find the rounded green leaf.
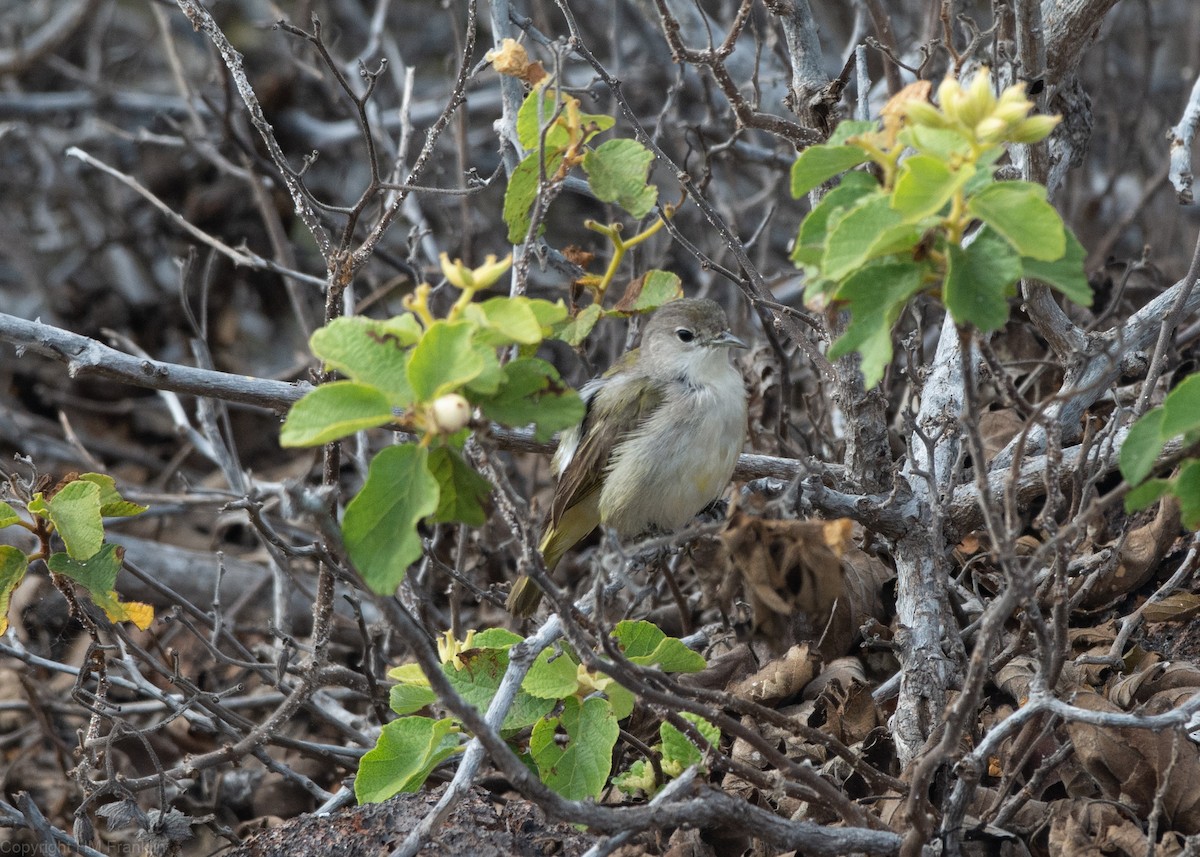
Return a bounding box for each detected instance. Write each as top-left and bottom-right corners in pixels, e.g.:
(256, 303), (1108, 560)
(0, 545), (30, 636)
(473, 358), (584, 442)
(554, 303), (605, 346)
(944, 228), (1023, 332)
(427, 447), (492, 527)
(0, 502), (22, 529)
(310, 316), (420, 404)
(1177, 459), (1200, 529)
(792, 172), (879, 268)
(76, 473), (148, 518)
(790, 144), (871, 198)
(523, 647), (582, 699)
(280, 381), (394, 447)
(343, 444), (440, 594)
(46, 480), (103, 561)
(531, 695), (619, 801)
(1161, 374), (1200, 439)
(446, 647), (554, 731)
(627, 270), (683, 311)
(829, 261), (926, 388)
(1119, 407), (1167, 486)
(613, 620), (706, 672)
(516, 89), (614, 152)
(582, 138), (658, 219)
(966, 181), (1065, 261)
(407, 320), (484, 402)
(1124, 478), (1172, 514)
(660, 712), (720, 775)
(463, 297), (544, 346)
(822, 194), (904, 281)
(891, 154), (973, 222)
(355, 717), (462, 803)
(1021, 229), (1092, 306)
(504, 150), (563, 243)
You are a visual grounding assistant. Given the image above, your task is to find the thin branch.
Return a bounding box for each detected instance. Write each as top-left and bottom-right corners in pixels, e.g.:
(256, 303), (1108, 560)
(1169, 71), (1200, 204)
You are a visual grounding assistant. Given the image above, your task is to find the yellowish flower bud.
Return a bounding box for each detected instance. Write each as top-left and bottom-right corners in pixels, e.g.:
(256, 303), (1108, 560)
(439, 252), (513, 291)
(937, 76), (963, 122)
(1008, 114), (1061, 143)
(956, 67), (997, 128)
(992, 98), (1034, 126)
(974, 116), (1010, 144)
(430, 394), (471, 434)
(904, 100), (950, 129)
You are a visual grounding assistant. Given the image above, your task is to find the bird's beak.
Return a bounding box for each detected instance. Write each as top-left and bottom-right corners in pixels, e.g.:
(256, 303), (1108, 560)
(710, 330), (748, 349)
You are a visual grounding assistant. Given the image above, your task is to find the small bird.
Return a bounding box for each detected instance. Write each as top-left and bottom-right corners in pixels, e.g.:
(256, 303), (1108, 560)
(507, 298), (749, 616)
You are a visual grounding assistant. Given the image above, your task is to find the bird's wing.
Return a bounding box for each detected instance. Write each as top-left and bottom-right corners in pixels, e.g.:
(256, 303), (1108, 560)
(548, 370), (666, 529)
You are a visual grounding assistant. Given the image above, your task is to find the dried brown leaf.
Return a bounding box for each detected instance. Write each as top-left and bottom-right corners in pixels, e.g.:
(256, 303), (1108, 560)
(729, 644), (821, 705)
(1082, 495), (1182, 608)
(1065, 692), (1200, 834)
(1143, 593), (1200, 624)
(1048, 799), (1183, 857)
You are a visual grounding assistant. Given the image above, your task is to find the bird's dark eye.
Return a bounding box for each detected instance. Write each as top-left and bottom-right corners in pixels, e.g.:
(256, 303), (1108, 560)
(675, 328), (695, 343)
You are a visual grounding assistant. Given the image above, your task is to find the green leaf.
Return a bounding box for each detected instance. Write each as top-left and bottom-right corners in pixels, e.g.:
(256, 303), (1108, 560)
(822, 194), (904, 281)
(471, 628), (525, 649)
(891, 154), (973, 222)
(310, 316), (421, 404)
(827, 119), (876, 146)
(407, 321), (484, 402)
(1161, 374), (1200, 439)
(387, 663), (437, 715)
(473, 358), (584, 442)
(464, 297), (546, 346)
(966, 181), (1065, 261)
(355, 717), (462, 803)
(464, 345), (505, 396)
(47, 543), (153, 630)
(76, 474), (147, 518)
(898, 125), (974, 159)
(1178, 461), (1200, 529)
(527, 298), (571, 329)
(516, 89), (614, 152)
(792, 172), (878, 268)
(613, 620), (706, 673)
(343, 444), (440, 594)
(1120, 408), (1167, 486)
(627, 270), (684, 311)
(45, 480), (103, 561)
(0, 545), (30, 636)
(523, 647), (582, 699)
(613, 759), (656, 797)
(944, 228), (1023, 332)
(582, 138), (658, 219)
(828, 261), (926, 388)
(447, 647), (554, 731)
(1124, 478), (1172, 514)
(659, 712), (720, 776)
(1021, 229), (1091, 306)
(504, 150), (563, 244)
(0, 502), (23, 529)
(280, 382), (394, 447)
(530, 695), (619, 801)
(554, 303), (606, 346)
(426, 447), (492, 527)
(790, 144), (871, 198)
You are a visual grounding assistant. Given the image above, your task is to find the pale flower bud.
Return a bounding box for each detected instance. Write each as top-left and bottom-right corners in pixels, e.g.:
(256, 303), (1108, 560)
(956, 68), (997, 128)
(430, 394), (471, 434)
(937, 76), (963, 122)
(975, 116), (1010, 143)
(992, 98), (1034, 126)
(1008, 114), (1061, 143)
(904, 100), (950, 129)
